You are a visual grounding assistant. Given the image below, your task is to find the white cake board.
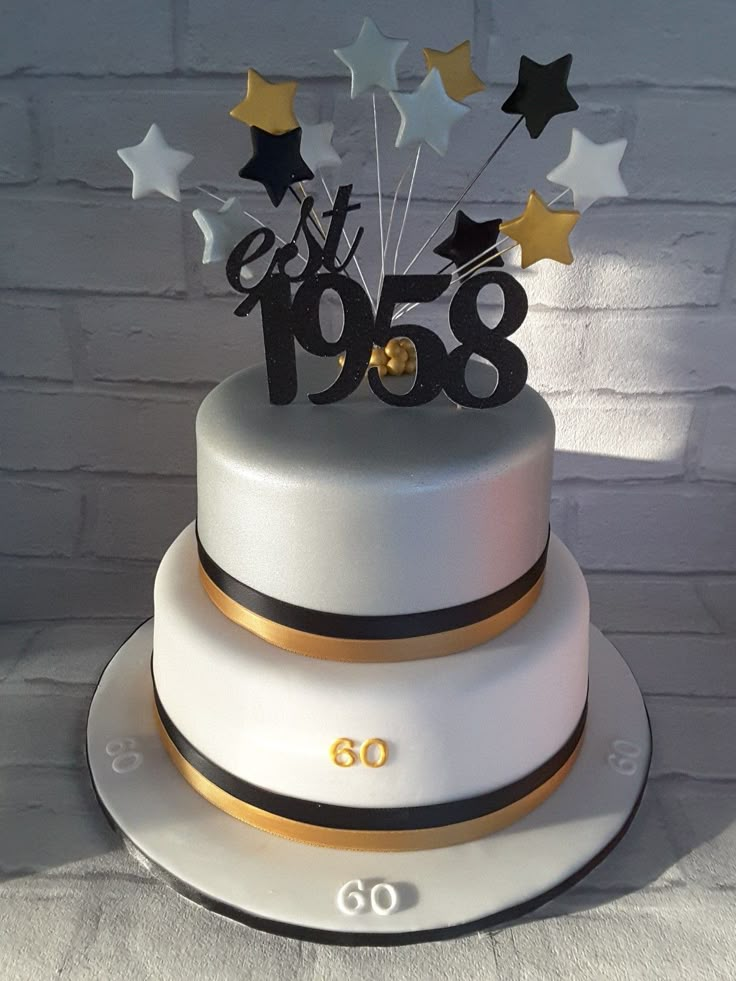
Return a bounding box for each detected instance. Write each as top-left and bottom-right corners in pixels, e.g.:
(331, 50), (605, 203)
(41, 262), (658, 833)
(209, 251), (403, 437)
(87, 621), (651, 946)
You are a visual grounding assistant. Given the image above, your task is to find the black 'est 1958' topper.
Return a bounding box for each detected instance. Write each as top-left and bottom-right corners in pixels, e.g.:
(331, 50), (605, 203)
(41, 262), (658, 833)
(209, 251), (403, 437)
(226, 185), (529, 409)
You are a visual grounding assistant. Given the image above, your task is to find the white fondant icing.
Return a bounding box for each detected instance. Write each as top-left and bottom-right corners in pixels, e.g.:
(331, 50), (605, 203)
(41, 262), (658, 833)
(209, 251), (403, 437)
(152, 524), (589, 809)
(196, 358), (555, 617)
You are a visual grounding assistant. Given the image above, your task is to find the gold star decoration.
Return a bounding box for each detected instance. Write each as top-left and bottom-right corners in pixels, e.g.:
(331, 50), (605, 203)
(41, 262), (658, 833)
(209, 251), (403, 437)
(422, 40), (485, 102)
(499, 190), (580, 268)
(230, 69), (298, 135)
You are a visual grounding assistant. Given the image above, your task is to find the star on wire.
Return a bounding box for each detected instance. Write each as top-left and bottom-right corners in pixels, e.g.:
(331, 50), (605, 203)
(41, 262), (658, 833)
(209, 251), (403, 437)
(502, 54), (578, 139)
(296, 119), (342, 173)
(229, 69), (298, 135)
(238, 126), (314, 207)
(334, 17), (408, 99)
(117, 123), (193, 201)
(389, 69), (470, 156)
(547, 128), (628, 213)
(433, 210), (504, 269)
(499, 190), (580, 268)
(422, 40), (485, 103)
(192, 197), (254, 266)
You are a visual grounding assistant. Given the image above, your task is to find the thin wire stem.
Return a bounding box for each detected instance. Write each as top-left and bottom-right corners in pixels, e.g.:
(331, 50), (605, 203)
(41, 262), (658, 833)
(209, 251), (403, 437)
(372, 92), (386, 304)
(392, 244), (518, 323)
(453, 242), (519, 282)
(298, 182), (328, 238)
(401, 117), (524, 275)
(548, 188), (572, 207)
(383, 163), (411, 266)
(197, 186), (228, 205)
(392, 145), (421, 275)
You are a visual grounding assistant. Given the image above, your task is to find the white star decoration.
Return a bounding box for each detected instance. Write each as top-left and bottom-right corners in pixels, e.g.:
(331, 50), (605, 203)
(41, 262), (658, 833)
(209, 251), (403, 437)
(297, 120), (341, 173)
(389, 69), (470, 156)
(117, 124), (193, 202)
(192, 197), (254, 269)
(334, 17), (408, 99)
(546, 129), (629, 213)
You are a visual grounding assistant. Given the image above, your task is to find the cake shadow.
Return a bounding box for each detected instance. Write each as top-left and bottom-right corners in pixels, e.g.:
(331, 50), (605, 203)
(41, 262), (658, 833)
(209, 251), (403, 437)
(0, 758), (129, 884)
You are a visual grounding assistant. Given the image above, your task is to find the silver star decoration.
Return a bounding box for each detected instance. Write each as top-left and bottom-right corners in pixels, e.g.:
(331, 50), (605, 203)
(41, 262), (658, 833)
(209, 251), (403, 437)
(334, 17), (408, 99)
(296, 120), (341, 173)
(547, 128), (628, 213)
(117, 123), (193, 202)
(192, 197), (254, 270)
(389, 69), (470, 156)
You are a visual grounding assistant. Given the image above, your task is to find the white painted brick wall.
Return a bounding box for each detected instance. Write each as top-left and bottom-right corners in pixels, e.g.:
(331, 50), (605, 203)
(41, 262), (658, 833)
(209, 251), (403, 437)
(0, 198), (188, 293)
(182, 1), (476, 77)
(0, 0), (734, 620)
(488, 1), (736, 86)
(78, 297), (265, 382)
(0, 390), (197, 473)
(699, 400), (736, 480)
(0, 480), (81, 556)
(87, 479), (196, 559)
(0, 98), (35, 183)
(0, 302), (72, 380)
(0, 0), (174, 76)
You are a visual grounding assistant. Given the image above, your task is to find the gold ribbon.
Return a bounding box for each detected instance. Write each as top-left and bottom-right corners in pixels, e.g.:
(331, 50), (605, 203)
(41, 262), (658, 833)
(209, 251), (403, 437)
(156, 707), (582, 852)
(198, 563), (544, 663)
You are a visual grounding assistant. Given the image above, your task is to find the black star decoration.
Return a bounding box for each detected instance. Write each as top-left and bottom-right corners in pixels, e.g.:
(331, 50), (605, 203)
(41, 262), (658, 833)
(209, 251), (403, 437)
(502, 54), (578, 139)
(433, 210), (504, 270)
(239, 125), (314, 207)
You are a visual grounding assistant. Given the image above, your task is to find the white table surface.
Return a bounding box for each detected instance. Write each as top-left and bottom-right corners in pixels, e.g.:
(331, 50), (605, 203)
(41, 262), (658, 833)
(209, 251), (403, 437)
(1, 613), (735, 980)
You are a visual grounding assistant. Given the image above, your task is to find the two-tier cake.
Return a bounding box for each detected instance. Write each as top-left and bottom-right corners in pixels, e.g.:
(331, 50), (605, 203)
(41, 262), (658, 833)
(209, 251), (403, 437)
(90, 29), (651, 944)
(88, 357), (651, 943)
(153, 357), (586, 847)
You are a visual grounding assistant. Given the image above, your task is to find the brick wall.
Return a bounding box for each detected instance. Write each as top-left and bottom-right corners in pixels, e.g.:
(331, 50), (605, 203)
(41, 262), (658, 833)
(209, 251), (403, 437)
(1, 0), (735, 620)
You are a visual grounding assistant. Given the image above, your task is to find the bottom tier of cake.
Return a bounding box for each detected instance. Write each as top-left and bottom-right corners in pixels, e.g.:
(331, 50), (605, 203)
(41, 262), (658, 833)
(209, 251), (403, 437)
(151, 524), (589, 848)
(88, 618), (651, 939)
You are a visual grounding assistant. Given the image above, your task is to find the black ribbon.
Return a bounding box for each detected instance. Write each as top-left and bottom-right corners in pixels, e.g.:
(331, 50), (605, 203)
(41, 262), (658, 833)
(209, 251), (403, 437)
(153, 668), (587, 833)
(196, 525), (550, 641)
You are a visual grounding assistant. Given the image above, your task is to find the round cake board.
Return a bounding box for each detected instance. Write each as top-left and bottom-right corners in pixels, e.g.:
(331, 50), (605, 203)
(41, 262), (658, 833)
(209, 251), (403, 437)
(87, 621), (651, 946)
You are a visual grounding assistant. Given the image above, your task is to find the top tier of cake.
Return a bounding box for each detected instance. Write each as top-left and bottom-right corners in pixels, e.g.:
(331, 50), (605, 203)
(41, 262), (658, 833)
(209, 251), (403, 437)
(196, 358), (554, 625)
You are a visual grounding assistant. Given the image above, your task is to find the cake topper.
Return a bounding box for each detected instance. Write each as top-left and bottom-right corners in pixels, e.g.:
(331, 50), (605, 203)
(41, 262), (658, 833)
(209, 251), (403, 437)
(117, 20), (631, 409)
(225, 183), (528, 408)
(433, 211), (504, 271)
(238, 126), (314, 207)
(389, 69), (470, 156)
(501, 54), (579, 139)
(116, 123), (193, 202)
(296, 120), (342, 173)
(500, 191), (580, 269)
(333, 17), (408, 99)
(546, 129), (629, 213)
(422, 40), (486, 102)
(229, 68), (299, 134)
(192, 196), (255, 266)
